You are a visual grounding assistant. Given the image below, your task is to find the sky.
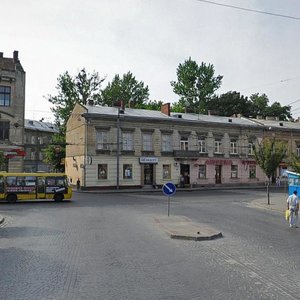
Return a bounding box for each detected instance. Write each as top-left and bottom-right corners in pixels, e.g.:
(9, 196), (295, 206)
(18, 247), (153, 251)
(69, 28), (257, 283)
(1, 0), (300, 122)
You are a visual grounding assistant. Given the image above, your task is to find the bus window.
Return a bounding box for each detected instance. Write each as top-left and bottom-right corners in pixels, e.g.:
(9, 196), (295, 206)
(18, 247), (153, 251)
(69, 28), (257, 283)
(0, 176), (4, 193)
(6, 176), (17, 186)
(25, 176), (36, 186)
(17, 176), (26, 186)
(56, 177), (65, 187)
(46, 177), (56, 186)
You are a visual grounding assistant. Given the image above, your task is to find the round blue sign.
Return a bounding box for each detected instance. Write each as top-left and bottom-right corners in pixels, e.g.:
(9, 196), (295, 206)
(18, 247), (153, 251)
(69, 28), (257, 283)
(162, 182), (176, 196)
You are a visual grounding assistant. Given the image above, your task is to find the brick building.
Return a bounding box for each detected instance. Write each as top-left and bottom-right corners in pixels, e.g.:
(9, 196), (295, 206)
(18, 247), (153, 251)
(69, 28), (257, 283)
(0, 50), (25, 171)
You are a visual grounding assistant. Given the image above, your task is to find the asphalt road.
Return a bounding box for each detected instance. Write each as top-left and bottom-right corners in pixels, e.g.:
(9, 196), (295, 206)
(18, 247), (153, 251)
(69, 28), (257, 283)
(0, 189), (299, 300)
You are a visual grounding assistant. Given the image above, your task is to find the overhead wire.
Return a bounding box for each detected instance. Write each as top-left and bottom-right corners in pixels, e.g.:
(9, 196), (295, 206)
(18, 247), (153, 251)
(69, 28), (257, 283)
(195, 0), (300, 20)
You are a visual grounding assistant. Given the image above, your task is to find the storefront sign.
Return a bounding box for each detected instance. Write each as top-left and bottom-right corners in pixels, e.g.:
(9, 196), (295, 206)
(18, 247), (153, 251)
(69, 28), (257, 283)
(4, 149), (26, 159)
(206, 159), (232, 165)
(139, 157), (158, 164)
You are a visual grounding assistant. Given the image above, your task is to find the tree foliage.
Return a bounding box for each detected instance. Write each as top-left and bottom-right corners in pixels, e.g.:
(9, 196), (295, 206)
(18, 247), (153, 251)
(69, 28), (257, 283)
(254, 138), (287, 204)
(289, 153), (300, 174)
(170, 57), (223, 114)
(100, 71), (149, 108)
(47, 68), (105, 134)
(207, 91), (251, 117)
(43, 134), (66, 173)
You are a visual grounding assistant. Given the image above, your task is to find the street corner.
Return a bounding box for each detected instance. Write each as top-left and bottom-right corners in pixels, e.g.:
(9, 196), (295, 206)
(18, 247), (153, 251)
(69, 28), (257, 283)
(154, 215), (222, 241)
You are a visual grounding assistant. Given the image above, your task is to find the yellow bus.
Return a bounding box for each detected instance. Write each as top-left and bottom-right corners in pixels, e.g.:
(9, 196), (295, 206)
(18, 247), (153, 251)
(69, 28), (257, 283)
(0, 173), (72, 203)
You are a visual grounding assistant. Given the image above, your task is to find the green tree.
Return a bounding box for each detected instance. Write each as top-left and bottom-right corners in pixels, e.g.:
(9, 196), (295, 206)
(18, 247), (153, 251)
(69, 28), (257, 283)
(254, 138), (287, 204)
(139, 99), (163, 110)
(265, 102), (291, 121)
(47, 68), (105, 134)
(249, 93), (269, 117)
(43, 134), (66, 173)
(101, 71), (149, 108)
(207, 91), (251, 117)
(170, 57), (223, 114)
(289, 153), (300, 174)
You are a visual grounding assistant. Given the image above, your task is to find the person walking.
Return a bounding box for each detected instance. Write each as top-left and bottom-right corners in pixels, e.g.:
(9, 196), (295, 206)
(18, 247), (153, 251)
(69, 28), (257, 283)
(276, 176), (281, 187)
(287, 190), (299, 228)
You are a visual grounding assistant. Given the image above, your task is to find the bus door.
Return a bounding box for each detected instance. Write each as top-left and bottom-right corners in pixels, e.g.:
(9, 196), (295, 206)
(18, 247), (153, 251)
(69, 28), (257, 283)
(37, 176), (46, 199)
(0, 176), (4, 200)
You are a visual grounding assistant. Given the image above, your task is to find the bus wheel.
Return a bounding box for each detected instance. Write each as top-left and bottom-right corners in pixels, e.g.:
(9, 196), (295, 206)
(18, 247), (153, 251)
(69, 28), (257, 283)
(7, 194), (17, 203)
(54, 194), (63, 202)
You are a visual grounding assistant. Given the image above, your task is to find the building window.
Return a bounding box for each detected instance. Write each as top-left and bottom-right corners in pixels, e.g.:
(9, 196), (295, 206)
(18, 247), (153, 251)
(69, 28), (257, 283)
(198, 165), (206, 179)
(180, 137), (189, 150)
(123, 164), (132, 179)
(31, 136), (36, 144)
(142, 133), (153, 151)
(37, 136), (44, 145)
(231, 165), (238, 178)
(0, 121), (9, 140)
(98, 164), (108, 179)
(214, 139), (222, 153)
(162, 134), (172, 152)
(230, 140), (238, 154)
(249, 165), (256, 178)
(163, 164), (171, 179)
(297, 145), (300, 156)
(122, 132), (133, 151)
(248, 142), (254, 155)
(198, 138), (206, 153)
(96, 130), (109, 150)
(30, 151), (36, 160)
(0, 86), (11, 107)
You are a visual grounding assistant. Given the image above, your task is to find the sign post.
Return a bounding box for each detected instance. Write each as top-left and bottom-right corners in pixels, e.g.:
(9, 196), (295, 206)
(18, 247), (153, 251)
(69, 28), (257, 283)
(162, 182), (176, 216)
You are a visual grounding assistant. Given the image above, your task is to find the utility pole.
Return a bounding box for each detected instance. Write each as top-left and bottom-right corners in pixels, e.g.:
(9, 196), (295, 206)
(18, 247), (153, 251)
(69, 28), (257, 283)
(116, 109), (120, 189)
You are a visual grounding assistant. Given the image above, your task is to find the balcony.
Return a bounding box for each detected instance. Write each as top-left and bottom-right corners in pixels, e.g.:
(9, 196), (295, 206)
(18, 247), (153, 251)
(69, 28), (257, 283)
(173, 150), (202, 158)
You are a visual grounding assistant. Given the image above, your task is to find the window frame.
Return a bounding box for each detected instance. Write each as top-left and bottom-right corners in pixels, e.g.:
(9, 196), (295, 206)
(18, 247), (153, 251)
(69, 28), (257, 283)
(122, 132), (134, 151)
(163, 164), (171, 180)
(162, 134), (172, 152)
(96, 130), (109, 150)
(231, 165), (238, 178)
(198, 164), (206, 179)
(0, 86), (11, 107)
(98, 164), (108, 180)
(123, 164), (133, 179)
(142, 132), (153, 151)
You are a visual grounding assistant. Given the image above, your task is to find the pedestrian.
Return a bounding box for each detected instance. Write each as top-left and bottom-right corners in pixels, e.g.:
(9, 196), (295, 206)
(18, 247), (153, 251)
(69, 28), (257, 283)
(180, 174), (184, 188)
(287, 190), (299, 228)
(76, 178), (80, 191)
(276, 176), (280, 187)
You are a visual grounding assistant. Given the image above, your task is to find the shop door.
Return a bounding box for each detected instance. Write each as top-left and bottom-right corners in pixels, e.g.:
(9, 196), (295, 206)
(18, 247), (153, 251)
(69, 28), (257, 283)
(144, 164), (153, 185)
(180, 164), (190, 185)
(215, 165), (222, 184)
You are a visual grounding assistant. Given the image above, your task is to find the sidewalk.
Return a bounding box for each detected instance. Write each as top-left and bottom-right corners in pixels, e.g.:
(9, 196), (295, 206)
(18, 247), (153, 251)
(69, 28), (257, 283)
(249, 191), (287, 213)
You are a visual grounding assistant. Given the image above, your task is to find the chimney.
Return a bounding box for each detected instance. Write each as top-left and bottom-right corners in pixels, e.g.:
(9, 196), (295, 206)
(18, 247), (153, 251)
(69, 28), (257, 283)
(161, 103), (170, 116)
(0, 52), (3, 58)
(13, 50), (19, 62)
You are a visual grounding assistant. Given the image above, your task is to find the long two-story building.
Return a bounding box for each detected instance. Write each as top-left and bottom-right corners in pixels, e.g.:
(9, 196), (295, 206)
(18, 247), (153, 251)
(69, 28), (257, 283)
(65, 102), (300, 189)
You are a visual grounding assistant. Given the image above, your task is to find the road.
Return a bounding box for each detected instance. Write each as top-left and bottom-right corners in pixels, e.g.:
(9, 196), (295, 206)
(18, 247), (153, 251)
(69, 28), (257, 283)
(0, 189), (299, 300)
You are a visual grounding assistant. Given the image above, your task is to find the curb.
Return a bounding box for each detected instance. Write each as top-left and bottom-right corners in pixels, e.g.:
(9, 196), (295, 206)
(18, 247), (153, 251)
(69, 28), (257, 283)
(154, 216), (223, 241)
(170, 232), (223, 241)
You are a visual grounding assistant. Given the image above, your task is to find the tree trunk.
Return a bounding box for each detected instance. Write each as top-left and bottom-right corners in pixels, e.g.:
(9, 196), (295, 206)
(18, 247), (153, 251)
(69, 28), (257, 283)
(267, 177), (270, 205)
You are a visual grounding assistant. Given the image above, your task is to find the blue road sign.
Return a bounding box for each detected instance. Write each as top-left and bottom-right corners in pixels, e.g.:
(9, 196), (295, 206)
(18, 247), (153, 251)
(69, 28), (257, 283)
(162, 182), (176, 196)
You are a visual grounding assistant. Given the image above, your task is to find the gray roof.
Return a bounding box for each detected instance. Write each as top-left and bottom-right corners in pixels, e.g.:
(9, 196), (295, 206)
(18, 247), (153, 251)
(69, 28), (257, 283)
(25, 119), (58, 133)
(249, 118), (300, 130)
(84, 104), (260, 127)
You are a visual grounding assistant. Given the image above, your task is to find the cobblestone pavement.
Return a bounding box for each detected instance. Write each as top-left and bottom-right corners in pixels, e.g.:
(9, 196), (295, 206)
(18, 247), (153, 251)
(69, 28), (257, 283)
(0, 189), (299, 300)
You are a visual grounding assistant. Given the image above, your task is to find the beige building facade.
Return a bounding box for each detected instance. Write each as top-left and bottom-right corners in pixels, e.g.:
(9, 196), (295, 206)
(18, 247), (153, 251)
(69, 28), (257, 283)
(66, 102), (300, 190)
(0, 50), (25, 171)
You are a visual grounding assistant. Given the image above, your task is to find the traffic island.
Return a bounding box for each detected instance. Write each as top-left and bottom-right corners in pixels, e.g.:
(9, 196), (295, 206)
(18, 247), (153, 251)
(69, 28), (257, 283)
(154, 215), (222, 241)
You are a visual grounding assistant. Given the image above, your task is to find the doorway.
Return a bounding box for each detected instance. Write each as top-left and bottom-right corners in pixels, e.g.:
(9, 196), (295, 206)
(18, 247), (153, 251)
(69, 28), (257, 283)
(144, 164), (153, 185)
(180, 164), (190, 185)
(215, 165), (222, 184)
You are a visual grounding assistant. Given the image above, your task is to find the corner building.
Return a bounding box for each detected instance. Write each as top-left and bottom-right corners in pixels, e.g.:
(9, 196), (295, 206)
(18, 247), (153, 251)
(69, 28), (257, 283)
(66, 102), (300, 189)
(0, 51), (25, 171)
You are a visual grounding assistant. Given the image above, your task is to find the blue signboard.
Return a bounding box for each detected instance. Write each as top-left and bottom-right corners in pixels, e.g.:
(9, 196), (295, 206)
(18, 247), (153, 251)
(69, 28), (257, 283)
(162, 182), (176, 196)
